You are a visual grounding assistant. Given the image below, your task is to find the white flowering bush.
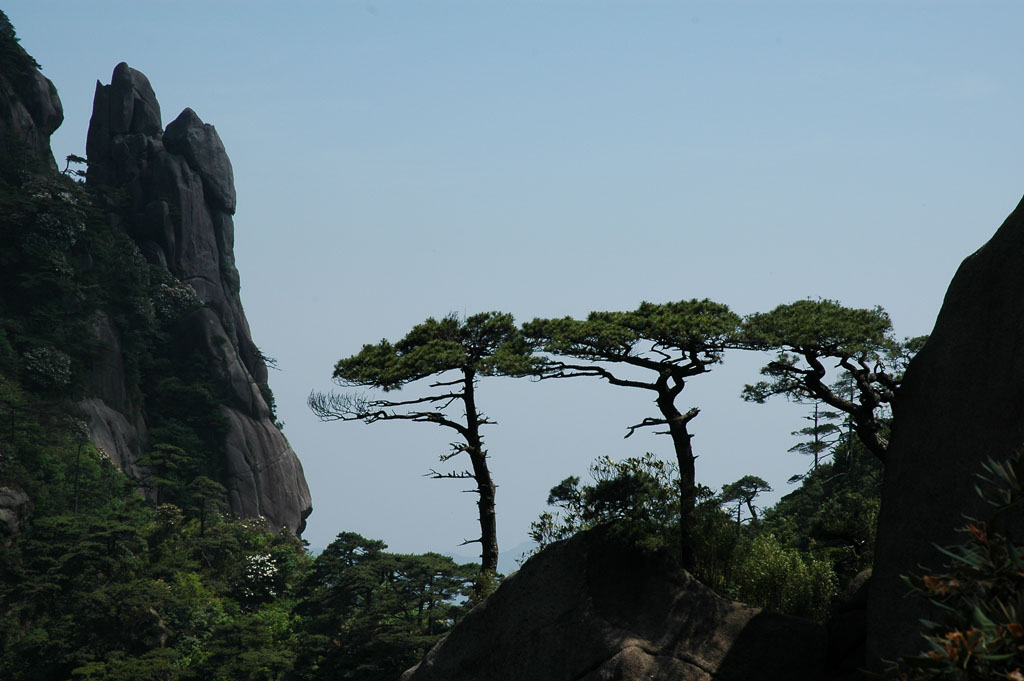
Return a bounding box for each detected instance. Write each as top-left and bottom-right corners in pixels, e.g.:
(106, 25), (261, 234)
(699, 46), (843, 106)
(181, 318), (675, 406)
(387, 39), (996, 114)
(21, 346), (72, 391)
(153, 280), (202, 321)
(33, 210), (85, 249)
(238, 552), (279, 603)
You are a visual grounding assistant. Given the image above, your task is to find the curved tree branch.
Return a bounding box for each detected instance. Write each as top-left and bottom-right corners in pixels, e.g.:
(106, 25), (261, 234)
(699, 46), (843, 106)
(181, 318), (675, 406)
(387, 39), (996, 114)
(535, 361), (658, 392)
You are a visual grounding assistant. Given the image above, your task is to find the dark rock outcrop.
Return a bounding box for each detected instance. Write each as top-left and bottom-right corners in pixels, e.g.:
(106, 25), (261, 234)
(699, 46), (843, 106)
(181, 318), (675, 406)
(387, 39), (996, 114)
(0, 12), (62, 170)
(164, 107), (236, 213)
(867, 194), (1024, 669)
(82, 63), (311, 534)
(826, 569), (870, 681)
(403, 530), (827, 681)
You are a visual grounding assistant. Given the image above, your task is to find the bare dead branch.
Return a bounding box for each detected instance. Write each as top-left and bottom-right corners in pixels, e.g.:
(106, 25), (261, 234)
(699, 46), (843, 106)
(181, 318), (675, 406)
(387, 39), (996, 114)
(410, 412), (470, 437)
(426, 468), (475, 480)
(309, 391), (476, 438)
(679, 407), (700, 424)
(429, 377), (466, 388)
(623, 409), (698, 438)
(624, 417), (668, 438)
(310, 389), (464, 416)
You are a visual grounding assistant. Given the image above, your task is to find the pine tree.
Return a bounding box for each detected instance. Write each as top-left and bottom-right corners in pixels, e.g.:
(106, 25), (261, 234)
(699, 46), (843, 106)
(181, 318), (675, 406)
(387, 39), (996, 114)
(788, 402), (842, 471)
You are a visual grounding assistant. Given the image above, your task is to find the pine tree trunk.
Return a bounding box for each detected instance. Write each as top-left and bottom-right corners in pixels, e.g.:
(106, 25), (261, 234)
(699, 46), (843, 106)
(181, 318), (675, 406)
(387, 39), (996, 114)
(463, 370), (499, 596)
(658, 393), (698, 570)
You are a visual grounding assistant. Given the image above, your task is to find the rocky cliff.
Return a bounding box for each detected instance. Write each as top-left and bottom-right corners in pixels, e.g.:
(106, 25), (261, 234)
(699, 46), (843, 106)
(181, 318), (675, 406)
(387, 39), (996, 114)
(0, 21), (312, 536)
(79, 63), (311, 534)
(867, 194), (1024, 668)
(0, 12), (62, 171)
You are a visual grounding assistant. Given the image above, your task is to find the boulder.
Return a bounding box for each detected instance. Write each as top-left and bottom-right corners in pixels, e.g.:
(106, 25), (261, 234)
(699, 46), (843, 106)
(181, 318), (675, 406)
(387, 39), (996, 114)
(0, 486), (30, 537)
(85, 62), (161, 187)
(77, 397), (146, 476)
(403, 529), (827, 681)
(867, 194), (1024, 669)
(108, 61), (162, 136)
(825, 570), (870, 681)
(86, 311), (129, 410)
(164, 107), (236, 213)
(84, 63), (312, 535)
(221, 406), (311, 535)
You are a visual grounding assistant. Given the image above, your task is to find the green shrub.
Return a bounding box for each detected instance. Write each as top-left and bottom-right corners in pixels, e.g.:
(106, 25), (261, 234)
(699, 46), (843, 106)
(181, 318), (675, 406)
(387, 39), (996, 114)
(20, 346), (72, 393)
(730, 532), (837, 621)
(529, 453), (680, 554)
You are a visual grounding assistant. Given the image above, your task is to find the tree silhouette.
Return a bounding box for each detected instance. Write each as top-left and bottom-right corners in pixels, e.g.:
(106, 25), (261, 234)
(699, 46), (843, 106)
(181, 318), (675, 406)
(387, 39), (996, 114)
(525, 299), (741, 569)
(309, 311), (538, 593)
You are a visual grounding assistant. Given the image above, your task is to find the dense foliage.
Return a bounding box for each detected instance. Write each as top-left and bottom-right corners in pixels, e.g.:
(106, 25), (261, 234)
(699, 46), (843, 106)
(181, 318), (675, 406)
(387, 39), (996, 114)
(528, 420), (883, 623)
(760, 435), (882, 587)
(293, 533), (474, 681)
(529, 453), (682, 553)
(0, 452), (473, 680)
(0, 375), (472, 680)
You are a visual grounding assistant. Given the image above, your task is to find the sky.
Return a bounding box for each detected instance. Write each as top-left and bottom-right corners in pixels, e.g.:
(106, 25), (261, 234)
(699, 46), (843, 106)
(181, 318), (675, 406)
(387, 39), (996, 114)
(5, 1), (1023, 562)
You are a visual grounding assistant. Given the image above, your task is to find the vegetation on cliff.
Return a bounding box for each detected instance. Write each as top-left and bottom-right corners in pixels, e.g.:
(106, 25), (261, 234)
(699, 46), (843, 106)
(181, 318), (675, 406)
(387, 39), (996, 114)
(528, 434), (876, 622)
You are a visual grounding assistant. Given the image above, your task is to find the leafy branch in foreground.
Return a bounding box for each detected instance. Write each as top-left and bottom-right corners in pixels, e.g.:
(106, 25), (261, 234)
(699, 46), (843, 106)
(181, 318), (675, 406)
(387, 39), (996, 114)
(890, 452), (1024, 680)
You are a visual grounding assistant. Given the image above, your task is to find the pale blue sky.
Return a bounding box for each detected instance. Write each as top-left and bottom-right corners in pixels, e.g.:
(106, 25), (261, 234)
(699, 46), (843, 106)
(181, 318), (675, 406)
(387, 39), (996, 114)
(7, 2), (1023, 558)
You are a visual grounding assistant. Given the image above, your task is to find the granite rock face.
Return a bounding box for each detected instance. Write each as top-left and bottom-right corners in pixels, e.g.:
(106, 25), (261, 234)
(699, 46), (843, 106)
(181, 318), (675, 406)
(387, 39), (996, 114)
(164, 107), (236, 213)
(0, 20), (63, 170)
(867, 194), (1024, 669)
(403, 530), (827, 681)
(83, 63), (311, 534)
